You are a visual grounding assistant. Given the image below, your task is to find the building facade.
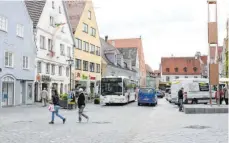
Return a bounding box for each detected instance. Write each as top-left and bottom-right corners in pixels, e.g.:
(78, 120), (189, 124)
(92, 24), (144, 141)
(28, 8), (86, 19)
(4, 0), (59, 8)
(25, 0), (75, 101)
(66, 0), (101, 95)
(145, 64), (156, 88)
(160, 56), (207, 82)
(100, 37), (137, 81)
(0, 1), (36, 107)
(221, 18), (229, 78)
(108, 38), (146, 87)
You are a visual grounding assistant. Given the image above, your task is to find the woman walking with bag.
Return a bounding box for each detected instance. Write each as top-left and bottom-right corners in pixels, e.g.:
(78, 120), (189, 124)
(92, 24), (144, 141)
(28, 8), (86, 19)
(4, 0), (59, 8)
(49, 89), (66, 124)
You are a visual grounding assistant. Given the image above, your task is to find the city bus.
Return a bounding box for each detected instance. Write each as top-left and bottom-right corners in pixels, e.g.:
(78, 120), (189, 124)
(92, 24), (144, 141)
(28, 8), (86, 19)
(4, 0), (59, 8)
(100, 76), (138, 105)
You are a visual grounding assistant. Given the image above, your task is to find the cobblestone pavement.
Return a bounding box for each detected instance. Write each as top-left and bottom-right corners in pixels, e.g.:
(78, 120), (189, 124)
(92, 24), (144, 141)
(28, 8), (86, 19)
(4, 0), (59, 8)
(0, 99), (228, 143)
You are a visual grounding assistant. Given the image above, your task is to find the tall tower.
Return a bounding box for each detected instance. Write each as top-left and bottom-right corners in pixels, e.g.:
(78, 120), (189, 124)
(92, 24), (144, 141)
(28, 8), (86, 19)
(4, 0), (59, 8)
(207, 0), (219, 105)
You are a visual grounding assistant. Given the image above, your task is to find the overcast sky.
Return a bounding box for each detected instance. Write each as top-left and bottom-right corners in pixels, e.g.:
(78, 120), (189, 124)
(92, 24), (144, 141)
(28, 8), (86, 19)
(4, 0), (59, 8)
(93, 0), (229, 70)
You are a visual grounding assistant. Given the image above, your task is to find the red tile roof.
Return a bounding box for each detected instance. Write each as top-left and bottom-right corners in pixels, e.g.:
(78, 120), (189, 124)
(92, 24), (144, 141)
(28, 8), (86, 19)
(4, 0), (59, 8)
(108, 38), (146, 86)
(161, 56), (207, 75)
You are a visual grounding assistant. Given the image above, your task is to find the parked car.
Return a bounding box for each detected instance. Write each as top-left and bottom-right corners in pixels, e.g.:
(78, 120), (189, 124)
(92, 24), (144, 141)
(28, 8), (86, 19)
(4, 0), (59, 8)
(138, 87), (158, 106)
(156, 90), (164, 98)
(171, 78), (211, 104)
(165, 88), (171, 101)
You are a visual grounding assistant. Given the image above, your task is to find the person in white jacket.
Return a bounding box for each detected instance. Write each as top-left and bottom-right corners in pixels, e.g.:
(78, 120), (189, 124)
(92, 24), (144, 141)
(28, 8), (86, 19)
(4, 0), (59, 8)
(40, 88), (48, 107)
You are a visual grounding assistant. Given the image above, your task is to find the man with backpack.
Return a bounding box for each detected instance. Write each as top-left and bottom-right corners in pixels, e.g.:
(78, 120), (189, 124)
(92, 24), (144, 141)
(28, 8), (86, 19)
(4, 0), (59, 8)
(178, 87), (184, 112)
(77, 88), (89, 123)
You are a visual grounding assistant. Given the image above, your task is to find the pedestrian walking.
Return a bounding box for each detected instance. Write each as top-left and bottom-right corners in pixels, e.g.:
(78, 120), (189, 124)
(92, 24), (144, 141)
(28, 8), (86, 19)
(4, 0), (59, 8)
(178, 87), (184, 112)
(49, 89), (66, 124)
(77, 88), (89, 123)
(40, 88), (48, 107)
(223, 86), (228, 105)
(215, 87), (224, 105)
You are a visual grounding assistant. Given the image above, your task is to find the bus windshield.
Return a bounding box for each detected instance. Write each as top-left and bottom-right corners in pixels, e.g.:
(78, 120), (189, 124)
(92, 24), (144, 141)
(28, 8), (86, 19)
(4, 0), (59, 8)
(101, 78), (123, 95)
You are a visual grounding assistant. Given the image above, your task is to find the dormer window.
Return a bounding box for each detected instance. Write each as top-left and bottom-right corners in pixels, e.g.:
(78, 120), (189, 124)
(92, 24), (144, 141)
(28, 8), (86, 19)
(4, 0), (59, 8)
(52, 1), (55, 9)
(193, 67), (198, 72)
(183, 67), (187, 72)
(175, 67), (178, 72)
(166, 68), (170, 72)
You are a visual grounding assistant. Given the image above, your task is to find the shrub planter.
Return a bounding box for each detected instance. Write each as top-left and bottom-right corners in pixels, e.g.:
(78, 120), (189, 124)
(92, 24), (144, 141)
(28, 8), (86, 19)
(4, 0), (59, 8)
(94, 98), (100, 104)
(59, 100), (68, 109)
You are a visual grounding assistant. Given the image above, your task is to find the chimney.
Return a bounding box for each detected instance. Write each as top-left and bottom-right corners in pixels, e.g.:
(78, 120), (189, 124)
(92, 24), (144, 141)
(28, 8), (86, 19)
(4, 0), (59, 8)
(105, 35), (108, 42)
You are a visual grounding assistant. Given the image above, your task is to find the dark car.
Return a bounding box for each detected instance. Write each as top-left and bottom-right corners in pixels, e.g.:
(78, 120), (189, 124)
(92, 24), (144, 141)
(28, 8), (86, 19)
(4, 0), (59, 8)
(156, 90), (164, 98)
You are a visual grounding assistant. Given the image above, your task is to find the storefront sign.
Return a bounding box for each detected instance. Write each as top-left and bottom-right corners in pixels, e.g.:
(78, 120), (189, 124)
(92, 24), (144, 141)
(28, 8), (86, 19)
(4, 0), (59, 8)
(90, 75), (96, 80)
(42, 75), (51, 82)
(82, 74), (88, 80)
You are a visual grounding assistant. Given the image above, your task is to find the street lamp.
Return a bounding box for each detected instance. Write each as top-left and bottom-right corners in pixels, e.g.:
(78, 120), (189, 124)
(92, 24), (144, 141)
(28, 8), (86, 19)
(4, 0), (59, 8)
(66, 57), (74, 91)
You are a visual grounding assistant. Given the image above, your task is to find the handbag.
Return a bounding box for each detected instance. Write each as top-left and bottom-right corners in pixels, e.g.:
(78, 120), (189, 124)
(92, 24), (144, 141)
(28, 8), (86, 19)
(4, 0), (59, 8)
(48, 104), (55, 112)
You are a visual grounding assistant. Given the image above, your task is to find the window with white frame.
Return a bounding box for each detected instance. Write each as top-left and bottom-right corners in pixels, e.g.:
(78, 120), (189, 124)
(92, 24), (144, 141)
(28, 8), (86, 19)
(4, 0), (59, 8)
(40, 35), (46, 49)
(46, 63), (50, 74)
(75, 59), (81, 70)
(90, 27), (96, 37)
(51, 64), (55, 75)
(67, 46), (71, 57)
(83, 61), (88, 71)
(61, 26), (65, 33)
(96, 46), (100, 56)
(90, 62), (95, 72)
(50, 16), (54, 26)
(75, 38), (82, 49)
(52, 1), (55, 9)
(0, 15), (8, 32)
(66, 67), (69, 77)
(23, 56), (29, 69)
(83, 41), (89, 51)
(48, 39), (53, 51)
(37, 62), (41, 73)
(90, 44), (95, 54)
(86, 42), (89, 52)
(4, 51), (13, 67)
(88, 11), (91, 19)
(59, 6), (61, 14)
(96, 64), (100, 73)
(60, 44), (65, 55)
(83, 23), (88, 33)
(16, 24), (24, 38)
(59, 66), (62, 76)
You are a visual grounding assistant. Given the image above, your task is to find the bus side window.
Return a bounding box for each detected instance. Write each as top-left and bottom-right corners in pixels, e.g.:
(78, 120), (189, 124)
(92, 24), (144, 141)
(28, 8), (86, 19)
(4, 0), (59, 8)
(123, 79), (127, 92)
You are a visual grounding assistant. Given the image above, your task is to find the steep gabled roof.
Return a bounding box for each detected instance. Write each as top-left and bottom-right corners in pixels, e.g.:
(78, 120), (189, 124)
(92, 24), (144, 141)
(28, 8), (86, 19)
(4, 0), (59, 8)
(25, 0), (46, 28)
(118, 48), (137, 66)
(65, 0), (86, 33)
(100, 38), (136, 72)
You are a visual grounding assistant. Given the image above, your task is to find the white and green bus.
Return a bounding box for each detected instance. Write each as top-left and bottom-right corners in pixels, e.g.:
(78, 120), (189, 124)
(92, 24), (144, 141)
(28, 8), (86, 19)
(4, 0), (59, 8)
(100, 76), (137, 105)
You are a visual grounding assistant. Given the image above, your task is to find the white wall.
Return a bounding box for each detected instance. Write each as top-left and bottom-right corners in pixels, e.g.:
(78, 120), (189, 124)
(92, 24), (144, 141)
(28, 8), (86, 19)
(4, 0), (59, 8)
(161, 75), (201, 82)
(35, 0), (74, 98)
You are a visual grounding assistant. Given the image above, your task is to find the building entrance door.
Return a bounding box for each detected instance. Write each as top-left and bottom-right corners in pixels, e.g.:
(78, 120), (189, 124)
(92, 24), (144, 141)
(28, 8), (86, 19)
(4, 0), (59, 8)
(2, 76), (15, 107)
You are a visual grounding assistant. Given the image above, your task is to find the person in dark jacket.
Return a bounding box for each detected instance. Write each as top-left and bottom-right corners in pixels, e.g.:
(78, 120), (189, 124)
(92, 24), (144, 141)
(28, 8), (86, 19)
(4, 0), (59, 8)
(49, 89), (66, 124)
(77, 88), (89, 123)
(178, 87), (184, 111)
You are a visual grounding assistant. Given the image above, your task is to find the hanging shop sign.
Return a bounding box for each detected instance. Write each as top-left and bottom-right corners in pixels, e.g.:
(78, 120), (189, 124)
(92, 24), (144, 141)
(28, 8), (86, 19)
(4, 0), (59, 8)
(41, 75), (51, 82)
(82, 74), (88, 80)
(89, 75), (96, 80)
